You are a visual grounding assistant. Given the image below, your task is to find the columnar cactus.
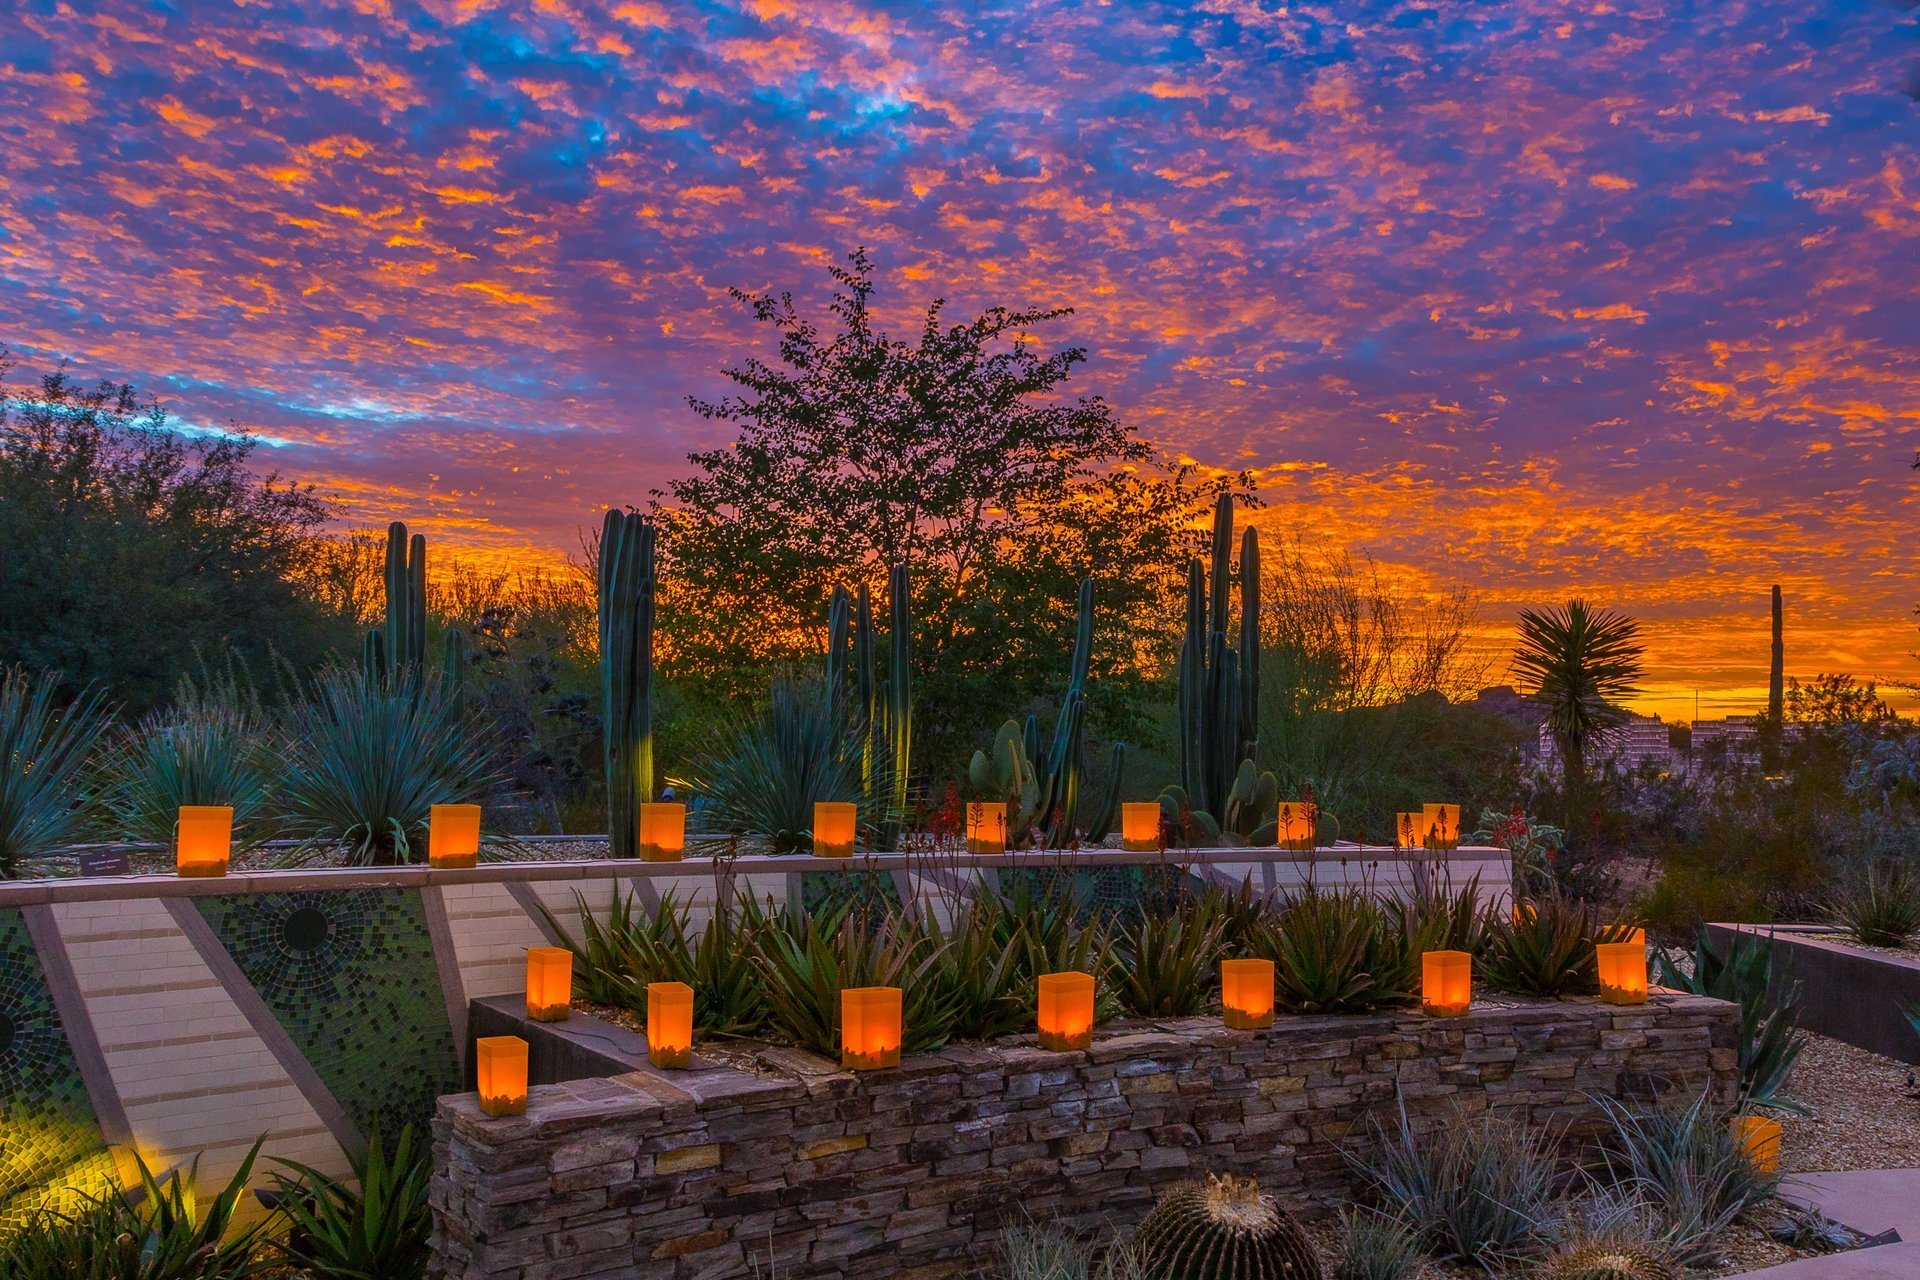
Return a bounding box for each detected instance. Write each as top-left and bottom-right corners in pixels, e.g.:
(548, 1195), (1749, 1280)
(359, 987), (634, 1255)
(598, 509), (657, 860)
(1134, 1175), (1322, 1280)
(1171, 496), (1271, 841)
(886, 563), (912, 826)
(364, 520), (466, 690)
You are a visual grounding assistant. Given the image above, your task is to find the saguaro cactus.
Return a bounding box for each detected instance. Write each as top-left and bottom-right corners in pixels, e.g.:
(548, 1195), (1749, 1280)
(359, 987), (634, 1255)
(599, 509), (658, 860)
(1768, 584), (1784, 723)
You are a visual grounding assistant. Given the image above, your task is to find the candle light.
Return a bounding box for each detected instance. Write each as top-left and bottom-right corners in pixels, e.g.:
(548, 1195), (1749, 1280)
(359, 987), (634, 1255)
(647, 981), (694, 1069)
(813, 802), (858, 858)
(1735, 1115), (1783, 1174)
(1421, 950), (1472, 1017)
(966, 801), (1008, 855)
(1421, 803), (1460, 851)
(1121, 802), (1162, 852)
(428, 803), (482, 869)
(840, 986), (903, 1070)
(1036, 971), (1096, 1051)
(525, 947), (573, 1022)
(1395, 811), (1425, 851)
(1221, 958), (1276, 1030)
(1275, 802), (1315, 852)
(639, 802), (686, 862)
(1596, 940), (1649, 1005)
(476, 1035), (528, 1117)
(175, 806), (233, 878)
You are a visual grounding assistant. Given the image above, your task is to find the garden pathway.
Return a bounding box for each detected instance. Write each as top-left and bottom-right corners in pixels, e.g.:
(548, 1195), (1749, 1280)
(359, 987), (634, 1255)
(1736, 1169), (1920, 1277)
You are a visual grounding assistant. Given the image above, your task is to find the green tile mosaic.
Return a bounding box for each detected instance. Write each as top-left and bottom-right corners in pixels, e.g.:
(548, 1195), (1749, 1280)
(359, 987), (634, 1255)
(0, 909), (118, 1236)
(801, 869), (902, 916)
(1000, 864), (1206, 927)
(195, 889), (458, 1144)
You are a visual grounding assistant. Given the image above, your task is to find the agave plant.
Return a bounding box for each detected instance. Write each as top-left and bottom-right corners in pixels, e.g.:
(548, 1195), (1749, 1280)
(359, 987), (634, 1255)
(1253, 885), (1417, 1014)
(1654, 928), (1805, 1110)
(1112, 896), (1227, 1017)
(917, 894), (1028, 1042)
(100, 679), (278, 850)
(674, 680), (887, 853)
(1482, 890), (1631, 998)
(1823, 858), (1920, 948)
(0, 1142), (277, 1280)
(550, 888), (764, 1036)
(1389, 875), (1491, 956)
(0, 667), (112, 877)
(278, 667), (500, 865)
(272, 1126), (432, 1280)
(752, 903), (958, 1055)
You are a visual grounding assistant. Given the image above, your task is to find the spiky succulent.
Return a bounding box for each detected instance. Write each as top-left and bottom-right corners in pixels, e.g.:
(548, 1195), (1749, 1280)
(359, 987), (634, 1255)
(1134, 1175), (1322, 1280)
(1537, 1243), (1679, 1280)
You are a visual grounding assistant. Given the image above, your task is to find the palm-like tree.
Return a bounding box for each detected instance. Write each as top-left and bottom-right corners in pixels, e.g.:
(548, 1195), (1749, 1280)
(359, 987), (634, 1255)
(1510, 600), (1644, 787)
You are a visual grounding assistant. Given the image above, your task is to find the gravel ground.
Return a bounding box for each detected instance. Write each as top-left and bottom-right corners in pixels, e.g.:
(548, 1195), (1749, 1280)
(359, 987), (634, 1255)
(1780, 1032), (1920, 1174)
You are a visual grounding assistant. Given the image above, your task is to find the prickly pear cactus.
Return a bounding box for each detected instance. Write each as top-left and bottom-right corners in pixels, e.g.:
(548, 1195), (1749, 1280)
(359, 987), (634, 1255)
(1134, 1175), (1321, 1280)
(1537, 1245), (1678, 1280)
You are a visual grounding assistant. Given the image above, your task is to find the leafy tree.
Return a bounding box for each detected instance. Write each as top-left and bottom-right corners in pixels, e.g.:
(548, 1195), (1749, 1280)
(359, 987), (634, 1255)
(0, 357), (352, 709)
(651, 249), (1252, 775)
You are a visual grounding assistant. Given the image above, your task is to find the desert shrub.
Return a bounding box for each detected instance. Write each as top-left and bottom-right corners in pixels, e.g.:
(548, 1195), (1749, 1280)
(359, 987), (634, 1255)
(1352, 1098), (1560, 1268)
(0, 667), (112, 876)
(272, 1126), (432, 1280)
(1332, 1206), (1424, 1280)
(1653, 929), (1804, 1110)
(1482, 891), (1634, 998)
(1591, 1092), (1779, 1268)
(0, 1142), (275, 1280)
(1253, 886), (1417, 1013)
(1824, 858), (1920, 947)
(278, 667), (500, 864)
(101, 677), (279, 848)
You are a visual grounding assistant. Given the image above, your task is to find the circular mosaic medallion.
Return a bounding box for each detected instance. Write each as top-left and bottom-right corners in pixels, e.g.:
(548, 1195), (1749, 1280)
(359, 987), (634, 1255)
(281, 907), (332, 954)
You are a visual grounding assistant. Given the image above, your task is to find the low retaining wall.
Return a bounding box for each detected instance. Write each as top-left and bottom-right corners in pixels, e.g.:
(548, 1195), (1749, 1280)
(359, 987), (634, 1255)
(1707, 923), (1920, 1064)
(429, 993), (1737, 1280)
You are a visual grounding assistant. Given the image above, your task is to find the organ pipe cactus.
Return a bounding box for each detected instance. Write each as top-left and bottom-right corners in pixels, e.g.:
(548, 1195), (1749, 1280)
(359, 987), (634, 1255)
(363, 520), (467, 690)
(886, 563), (913, 827)
(599, 509), (658, 860)
(1171, 495), (1266, 838)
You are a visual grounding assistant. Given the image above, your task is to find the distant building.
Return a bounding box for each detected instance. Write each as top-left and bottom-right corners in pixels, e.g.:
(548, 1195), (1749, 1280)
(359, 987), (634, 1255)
(1689, 715), (1762, 768)
(1535, 711), (1673, 775)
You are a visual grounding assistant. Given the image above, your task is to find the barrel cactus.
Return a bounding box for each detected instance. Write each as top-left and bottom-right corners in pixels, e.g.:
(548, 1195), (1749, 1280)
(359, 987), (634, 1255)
(1134, 1175), (1321, 1280)
(1537, 1244), (1678, 1280)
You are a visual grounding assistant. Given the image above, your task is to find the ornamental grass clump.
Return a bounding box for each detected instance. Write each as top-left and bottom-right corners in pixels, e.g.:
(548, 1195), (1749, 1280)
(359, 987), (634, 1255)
(1331, 1207), (1423, 1280)
(1352, 1098), (1561, 1269)
(0, 666), (111, 877)
(1591, 1091), (1780, 1268)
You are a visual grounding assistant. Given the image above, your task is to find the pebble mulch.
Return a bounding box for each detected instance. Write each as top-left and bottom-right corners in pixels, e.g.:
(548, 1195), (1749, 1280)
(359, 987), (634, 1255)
(1780, 1032), (1920, 1174)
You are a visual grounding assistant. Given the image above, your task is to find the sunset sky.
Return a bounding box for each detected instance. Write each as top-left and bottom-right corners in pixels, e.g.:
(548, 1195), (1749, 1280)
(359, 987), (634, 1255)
(4, 0), (1919, 721)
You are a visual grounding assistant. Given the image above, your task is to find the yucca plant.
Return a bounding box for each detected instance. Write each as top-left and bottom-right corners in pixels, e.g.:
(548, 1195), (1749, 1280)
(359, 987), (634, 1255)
(1253, 886), (1416, 1014)
(1824, 859), (1920, 948)
(0, 1142), (276, 1280)
(1352, 1097), (1560, 1269)
(674, 680), (888, 853)
(100, 678), (278, 849)
(1591, 1091), (1778, 1268)
(1482, 891), (1630, 998)
(272, 1126), (432, 1280)
(0, 666), (112, 877)
(1654, 928), (1805, 1110)
(278, 667), (500, 865)
(1112, 896), (1227, 1017)
(753, 903), (958, 1055)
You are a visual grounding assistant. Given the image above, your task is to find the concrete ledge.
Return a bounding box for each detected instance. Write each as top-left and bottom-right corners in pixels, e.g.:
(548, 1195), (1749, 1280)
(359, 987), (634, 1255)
(1706, 924), (1920, 1064)
(430, 992), (1738, 1280)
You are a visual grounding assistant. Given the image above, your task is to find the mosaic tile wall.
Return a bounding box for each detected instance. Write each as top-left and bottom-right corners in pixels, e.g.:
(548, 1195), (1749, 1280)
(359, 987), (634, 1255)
(195, 889), (460, 1144)
(0, 909), (118, 1235)
(1000, 863), (1205, 927)
(800, 869), (902, 916)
